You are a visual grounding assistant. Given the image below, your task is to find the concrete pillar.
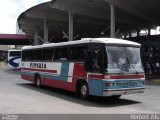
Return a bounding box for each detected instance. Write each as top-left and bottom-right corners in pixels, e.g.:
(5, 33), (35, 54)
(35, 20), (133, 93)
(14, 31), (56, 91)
(110, 2), (115, 38)
(129, 32), (132, 38)
(148, 28), (151, 36)
(137, 30), (140, 37)
(44, 18), (48, 42)
(124, 33), (128, 39)
(34, 28), (39, 45)
(68, 12), (74, 41)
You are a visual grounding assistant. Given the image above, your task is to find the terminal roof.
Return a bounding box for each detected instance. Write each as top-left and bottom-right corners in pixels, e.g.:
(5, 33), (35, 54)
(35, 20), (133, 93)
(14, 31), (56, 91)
(0, 34), (31, 45)
(18, 0), (160, 41)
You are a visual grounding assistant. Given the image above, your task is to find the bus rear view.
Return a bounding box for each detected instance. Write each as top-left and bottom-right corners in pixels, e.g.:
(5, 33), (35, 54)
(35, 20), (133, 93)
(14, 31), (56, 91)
(8, 49), (21, 69)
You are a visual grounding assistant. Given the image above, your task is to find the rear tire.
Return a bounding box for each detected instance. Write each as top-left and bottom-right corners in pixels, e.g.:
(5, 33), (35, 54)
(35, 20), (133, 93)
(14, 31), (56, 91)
(35, 75), (42, 88)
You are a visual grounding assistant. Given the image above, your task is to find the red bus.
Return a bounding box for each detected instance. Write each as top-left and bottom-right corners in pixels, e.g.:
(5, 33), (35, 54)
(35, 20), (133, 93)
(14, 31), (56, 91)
(21, 38), (145, 99)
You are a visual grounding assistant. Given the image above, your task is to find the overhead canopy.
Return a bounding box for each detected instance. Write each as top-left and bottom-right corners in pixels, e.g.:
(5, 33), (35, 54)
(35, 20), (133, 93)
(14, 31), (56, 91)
(0, 34), (32, 45)
(17, 0), (160, 42)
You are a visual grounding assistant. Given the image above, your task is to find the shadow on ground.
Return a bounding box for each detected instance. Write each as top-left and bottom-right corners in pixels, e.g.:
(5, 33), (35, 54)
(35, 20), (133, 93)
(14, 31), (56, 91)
(17, 83), (141, 107)
(3, 69), (21, 75)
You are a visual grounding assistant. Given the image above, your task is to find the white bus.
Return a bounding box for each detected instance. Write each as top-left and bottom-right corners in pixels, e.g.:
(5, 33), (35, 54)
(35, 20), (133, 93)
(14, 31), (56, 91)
(21, 38), (145, 99)
(8, 49), (21, 69)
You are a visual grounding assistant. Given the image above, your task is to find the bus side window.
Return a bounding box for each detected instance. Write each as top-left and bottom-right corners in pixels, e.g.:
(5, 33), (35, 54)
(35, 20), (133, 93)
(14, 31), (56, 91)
(54, 47), (68, 61)
(104, 49), (107, 70)
(43, 49), (47, 61)
(69, 45), (87, 61)
(54, 48), (59, 60)
(34, 50), (36, 60)
(22, 51), (25, 61)
(37, 49), (43, 61)
(52, 48), (55, 61)
(25, 51), (30, 61)
(40, 49), (43, 61)
(30, 50), (34, 60)
(46, 48), (53, 61)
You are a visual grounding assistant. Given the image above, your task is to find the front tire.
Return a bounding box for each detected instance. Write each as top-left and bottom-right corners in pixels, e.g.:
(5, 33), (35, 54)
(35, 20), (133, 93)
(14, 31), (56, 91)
(35, 75), (42, 88)
(79, 82), (89, 99)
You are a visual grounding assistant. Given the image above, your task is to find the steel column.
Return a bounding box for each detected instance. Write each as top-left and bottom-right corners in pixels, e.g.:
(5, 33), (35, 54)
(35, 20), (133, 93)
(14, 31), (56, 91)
(110, 2), (115, 38)
(44, 18), (48, 42)
(69, 12), (74, 41)
(137, 30), (140, 37)
(148, 28), (151, 35)
(129, 33), (132, 38)
(34, 28), (39, 45)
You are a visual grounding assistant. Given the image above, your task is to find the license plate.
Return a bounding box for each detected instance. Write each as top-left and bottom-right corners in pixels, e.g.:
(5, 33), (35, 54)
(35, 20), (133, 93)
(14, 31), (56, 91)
(121, 83), (136, 88)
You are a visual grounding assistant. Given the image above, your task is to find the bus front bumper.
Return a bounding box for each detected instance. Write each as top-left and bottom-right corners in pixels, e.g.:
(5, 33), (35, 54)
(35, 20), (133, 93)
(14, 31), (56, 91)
(103, 87), (145, 96)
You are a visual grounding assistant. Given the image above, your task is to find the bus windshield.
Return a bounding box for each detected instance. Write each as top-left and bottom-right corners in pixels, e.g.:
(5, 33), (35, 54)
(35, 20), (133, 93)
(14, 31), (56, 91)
(105, 46), (144, 74)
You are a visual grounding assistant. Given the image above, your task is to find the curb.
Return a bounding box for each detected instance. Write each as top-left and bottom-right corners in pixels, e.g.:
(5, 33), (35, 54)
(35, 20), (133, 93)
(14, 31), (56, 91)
(152, 80), (160, 83)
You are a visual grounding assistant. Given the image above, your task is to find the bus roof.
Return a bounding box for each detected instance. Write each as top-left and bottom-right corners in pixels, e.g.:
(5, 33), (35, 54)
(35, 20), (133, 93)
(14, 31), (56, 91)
(22, 38), (140, 50)
(8, 49), (22, 52)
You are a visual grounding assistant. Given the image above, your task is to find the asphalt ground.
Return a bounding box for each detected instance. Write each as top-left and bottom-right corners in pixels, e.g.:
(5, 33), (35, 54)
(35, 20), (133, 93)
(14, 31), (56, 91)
(0, 62), (160, 114)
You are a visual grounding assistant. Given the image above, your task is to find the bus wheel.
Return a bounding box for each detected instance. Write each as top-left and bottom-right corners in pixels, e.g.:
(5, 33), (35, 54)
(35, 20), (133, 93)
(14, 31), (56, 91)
(79, 82), (89, 99)
(35, 75), (42, 88)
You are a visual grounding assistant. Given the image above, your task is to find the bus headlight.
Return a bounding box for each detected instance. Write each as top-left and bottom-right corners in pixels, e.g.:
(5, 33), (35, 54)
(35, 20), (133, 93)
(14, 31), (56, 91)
(142, 81), (145, 84)
(105, 83), (117, 86)
(105, 83), (113, 86)
(138, 81), (144, 85)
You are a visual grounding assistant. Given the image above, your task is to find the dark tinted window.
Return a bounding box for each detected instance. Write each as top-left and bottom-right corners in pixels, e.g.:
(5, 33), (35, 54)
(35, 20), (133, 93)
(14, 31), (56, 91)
(22, 48), (54, 61)
(22, 44), (88, 62)
(43, 48), (54, 61)
(54, 47), (68, 60)
(10, 51), (21, 56)
(69, 45), (87, 61)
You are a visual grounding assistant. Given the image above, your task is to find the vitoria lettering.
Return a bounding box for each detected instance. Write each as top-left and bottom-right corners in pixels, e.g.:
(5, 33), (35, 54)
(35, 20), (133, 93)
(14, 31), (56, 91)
(30, 63), (47, 69)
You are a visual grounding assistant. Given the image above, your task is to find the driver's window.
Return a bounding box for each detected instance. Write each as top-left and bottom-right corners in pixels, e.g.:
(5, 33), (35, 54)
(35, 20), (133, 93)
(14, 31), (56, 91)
(85, 48), (102, 73)
(84, 50), (93, 72)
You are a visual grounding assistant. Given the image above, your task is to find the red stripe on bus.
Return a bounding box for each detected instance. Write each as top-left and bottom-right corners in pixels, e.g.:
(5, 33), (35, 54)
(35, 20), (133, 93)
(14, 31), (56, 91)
(42, 78), (74, 92)
(21, 68), (57, 73)
(21, 75), (34, 82)
(108, 74), (145, 79)
(21, 75), (75, 92)
(88, 74), (104, 79)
